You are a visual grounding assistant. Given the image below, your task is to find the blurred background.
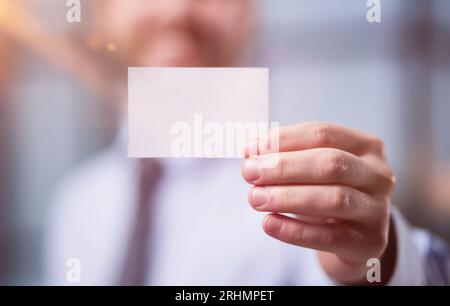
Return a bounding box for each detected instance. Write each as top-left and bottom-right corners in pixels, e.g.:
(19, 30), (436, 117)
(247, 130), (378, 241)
(0, 0), (449, 284)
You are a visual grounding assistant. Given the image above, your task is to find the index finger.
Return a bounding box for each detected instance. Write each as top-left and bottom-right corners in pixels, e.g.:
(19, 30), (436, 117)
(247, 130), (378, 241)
(272, 122), (383, 156)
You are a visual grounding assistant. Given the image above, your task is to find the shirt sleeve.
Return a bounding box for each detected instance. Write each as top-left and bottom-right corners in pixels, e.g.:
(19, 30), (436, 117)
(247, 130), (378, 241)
(420, 231), (450, 285)
(387, 206), (426, 286)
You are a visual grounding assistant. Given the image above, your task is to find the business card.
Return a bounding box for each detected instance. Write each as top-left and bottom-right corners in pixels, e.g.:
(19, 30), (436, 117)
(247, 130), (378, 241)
(128, 67), (275, 158)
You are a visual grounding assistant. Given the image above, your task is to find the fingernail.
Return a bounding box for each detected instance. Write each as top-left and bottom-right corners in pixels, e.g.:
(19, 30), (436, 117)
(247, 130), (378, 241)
(243, 160), (260, 182)
(252, 188), (269, 207)
(264, 215), (283, 234)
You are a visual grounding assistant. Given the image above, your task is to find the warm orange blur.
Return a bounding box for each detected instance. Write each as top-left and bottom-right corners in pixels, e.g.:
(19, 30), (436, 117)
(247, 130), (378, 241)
(0, 0), (117, 100)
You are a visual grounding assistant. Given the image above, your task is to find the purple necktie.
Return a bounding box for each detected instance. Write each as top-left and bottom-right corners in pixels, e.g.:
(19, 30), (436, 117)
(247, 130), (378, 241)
(119, 159), (161, 286)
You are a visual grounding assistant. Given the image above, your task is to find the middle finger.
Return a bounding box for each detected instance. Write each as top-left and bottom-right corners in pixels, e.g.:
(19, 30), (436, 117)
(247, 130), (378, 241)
(242, 148), (393, 194)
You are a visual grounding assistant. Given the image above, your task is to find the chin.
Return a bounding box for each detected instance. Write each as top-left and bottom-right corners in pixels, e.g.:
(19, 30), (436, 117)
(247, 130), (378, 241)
(138, 58), (207, 67)
(164, 57), (206, 67)
(136, 48), (210, 67)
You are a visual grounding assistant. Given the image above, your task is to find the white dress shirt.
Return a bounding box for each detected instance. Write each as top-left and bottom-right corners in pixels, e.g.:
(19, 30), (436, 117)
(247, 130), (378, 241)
(43, 138), (428, 285)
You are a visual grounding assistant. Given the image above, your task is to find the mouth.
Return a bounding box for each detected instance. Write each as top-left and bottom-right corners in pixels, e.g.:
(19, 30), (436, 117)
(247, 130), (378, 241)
(136, 30), (208, 66)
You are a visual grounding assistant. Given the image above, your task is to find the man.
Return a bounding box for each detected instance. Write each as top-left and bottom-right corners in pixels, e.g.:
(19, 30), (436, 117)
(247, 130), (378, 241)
(44, 0), (426, 285)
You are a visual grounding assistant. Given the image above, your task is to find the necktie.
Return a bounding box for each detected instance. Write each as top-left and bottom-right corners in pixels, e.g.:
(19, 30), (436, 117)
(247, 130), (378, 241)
(119, 159), (162, 286)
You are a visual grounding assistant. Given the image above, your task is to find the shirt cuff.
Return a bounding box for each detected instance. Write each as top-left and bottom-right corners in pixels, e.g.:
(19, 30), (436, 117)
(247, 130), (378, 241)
(387, 206), (426, 286)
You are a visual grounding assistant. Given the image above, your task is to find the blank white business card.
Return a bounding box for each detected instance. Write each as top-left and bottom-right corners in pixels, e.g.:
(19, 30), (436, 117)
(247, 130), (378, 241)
(128, 67), (269, 158)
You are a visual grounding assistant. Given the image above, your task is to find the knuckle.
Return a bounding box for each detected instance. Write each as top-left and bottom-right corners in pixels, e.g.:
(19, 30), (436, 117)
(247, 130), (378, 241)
(321, 150), (347, 178)
(274, 155), (289, 180)
(380, 168), (397, 195)
(310, 122), (334, 147)
(278, 188), (291, 206)
(378, 140), (386, 157)
(369, 138), (393, 171)
(371, 136), (386, 157)
(386, 169), (397, 189)
(292, 223), (305, 244)
(372, 196), (391, 223)
(330, 187), (352, 212)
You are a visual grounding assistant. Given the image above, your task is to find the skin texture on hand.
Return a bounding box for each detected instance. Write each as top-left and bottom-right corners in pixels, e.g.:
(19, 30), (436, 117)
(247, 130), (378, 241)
(242, 122), (397, 285)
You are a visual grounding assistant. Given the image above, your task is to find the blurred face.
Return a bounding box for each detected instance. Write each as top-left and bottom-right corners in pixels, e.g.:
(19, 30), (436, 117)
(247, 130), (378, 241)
(100, 0), (255, 67)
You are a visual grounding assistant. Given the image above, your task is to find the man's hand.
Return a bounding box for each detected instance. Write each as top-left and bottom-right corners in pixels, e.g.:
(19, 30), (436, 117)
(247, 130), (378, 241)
(242, 122), (396, 285)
